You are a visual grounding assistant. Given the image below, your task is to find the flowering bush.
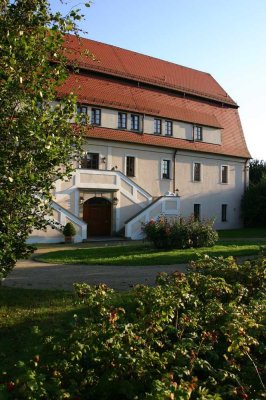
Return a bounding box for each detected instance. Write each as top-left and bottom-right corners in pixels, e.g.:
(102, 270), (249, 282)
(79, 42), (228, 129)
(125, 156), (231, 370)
(1, 255), (265, 399)
(142, 216), (218, 250)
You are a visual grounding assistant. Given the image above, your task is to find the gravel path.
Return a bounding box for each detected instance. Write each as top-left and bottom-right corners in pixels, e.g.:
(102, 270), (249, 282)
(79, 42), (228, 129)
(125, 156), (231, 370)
(3, 257), (187, 292)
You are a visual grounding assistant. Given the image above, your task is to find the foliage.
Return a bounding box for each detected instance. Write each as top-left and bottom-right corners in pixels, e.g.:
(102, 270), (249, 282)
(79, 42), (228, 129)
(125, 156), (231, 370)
(1, 255), (265, 399)
(249, 159), (266, 184)
(62, 222), (77, 237)
(142, 216), (218, 250)
(241, 177), (266, 228)
(0, 0), (90, 280)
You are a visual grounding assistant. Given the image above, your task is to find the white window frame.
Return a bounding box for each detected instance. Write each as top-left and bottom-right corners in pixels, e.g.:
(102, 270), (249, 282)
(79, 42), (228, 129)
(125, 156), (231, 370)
(161, 158), (171, 180)
(221, 165), (229, 184)
(193, 162), (202, 182)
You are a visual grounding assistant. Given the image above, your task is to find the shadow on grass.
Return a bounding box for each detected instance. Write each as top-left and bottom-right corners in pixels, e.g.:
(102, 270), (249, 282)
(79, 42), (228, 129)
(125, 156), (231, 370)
(0, 287), (82, 373)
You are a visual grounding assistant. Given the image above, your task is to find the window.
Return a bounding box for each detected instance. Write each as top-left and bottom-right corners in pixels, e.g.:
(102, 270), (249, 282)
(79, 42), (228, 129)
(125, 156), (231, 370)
(165, 120), (173, 136)
(80, 152), (99, 169)
(77, 105), (88, 124)
(126, 156), (135, 177)
(193, 162), (201, 182)
(194, 126), (203, 141)
(221, 165), (228, 183)
(194, 204), (201, 221)
(118, 112), (127, 129)
(77, 105), (88, 114)
(162, 159), (170, 179)
(91, 108), (101, 125)
(221, 204), (227, 222)
(154, 118), (162, 134)
(131, 114), (140, 131)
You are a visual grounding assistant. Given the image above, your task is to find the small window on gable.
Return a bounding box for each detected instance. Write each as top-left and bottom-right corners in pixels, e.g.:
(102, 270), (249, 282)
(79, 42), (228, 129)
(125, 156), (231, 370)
(194, 204), (201, 221)
(154, 118), (162, 134)
(193, 162), (201, 182)
(165, 120), (173, 136)
(194, 126), (203, 141)
(162, 159), (171, 179)
(131, 114), (140, 131)
(221, 165), (229, 184)
(80, 152), (99, 169)
(221, 204), (227, 222)
(91, 108), (101, 125)
(126, 156), (135, 177)
(118, 112), (127, 129)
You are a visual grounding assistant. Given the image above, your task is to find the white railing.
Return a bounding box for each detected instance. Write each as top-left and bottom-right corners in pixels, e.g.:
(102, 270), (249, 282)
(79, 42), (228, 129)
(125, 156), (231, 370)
(51, 201), (87, 242)
(125, 196), (181, 240)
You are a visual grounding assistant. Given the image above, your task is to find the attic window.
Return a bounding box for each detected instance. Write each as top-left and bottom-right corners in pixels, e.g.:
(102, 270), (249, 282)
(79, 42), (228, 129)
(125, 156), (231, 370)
(154, 118), (162, 134)
(193, 126), (203, 141)
(77, 105), (88, 114)
(131, 114), (140, 131)
(91, 108), (101, 125)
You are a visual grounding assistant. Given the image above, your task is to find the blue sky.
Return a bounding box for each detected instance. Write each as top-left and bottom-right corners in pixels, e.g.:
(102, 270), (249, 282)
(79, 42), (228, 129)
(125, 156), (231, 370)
(51, 0), (266, 160)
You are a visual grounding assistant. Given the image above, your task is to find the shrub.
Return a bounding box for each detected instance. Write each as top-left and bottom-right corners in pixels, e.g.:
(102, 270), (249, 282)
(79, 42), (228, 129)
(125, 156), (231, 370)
(62, 222), (76, 237)
(2, 255), (265, 399)
(142, 215), (218, 250)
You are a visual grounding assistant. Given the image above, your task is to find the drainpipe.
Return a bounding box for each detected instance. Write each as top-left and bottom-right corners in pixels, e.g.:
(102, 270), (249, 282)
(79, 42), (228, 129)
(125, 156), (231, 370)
(142, 114), (145, 134)
(244, 159), (250, 191)
(173, 149), (178, 194)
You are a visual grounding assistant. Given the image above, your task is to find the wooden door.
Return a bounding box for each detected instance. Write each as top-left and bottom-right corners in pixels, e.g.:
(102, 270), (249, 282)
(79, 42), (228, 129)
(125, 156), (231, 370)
(83, 197), (111, 236)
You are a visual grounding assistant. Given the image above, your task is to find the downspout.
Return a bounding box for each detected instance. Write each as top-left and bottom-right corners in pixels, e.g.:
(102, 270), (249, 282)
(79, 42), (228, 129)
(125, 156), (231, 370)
(173, 149), (178, 193)
(244, 159), (250, 191)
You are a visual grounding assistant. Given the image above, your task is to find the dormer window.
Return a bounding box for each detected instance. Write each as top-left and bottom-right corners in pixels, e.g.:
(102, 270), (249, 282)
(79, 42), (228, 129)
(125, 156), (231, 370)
(77, 105), (88, 114)
(91, 108), (101, 125)
(131, 114), (140, 131)
(165, 120), (173, 136)
(77, 105), (88, 124)
(154, 118), (162, 134)
(193, 126), (203, 141)
(118, 112), (127, 129)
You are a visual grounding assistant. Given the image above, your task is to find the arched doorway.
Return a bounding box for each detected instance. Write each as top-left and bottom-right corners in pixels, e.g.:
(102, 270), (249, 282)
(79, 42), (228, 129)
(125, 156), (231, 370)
(83, 197), (112, 237)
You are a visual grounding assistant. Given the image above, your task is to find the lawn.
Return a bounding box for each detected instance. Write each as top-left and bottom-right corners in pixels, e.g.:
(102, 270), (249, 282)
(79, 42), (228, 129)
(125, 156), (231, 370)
(34, 240), (266, 266)
(0, 287), (129, 374)
(218, 227), (266, 238)
(0, 287), (79, 373)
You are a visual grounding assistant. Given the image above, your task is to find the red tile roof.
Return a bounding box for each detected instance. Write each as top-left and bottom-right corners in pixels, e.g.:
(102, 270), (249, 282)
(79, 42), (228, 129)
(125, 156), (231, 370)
(58, 74), (250, 158)
(59, 35), (250, 159)
(58, 74), (222, 129)
(85, 122), (249, 159)
(63, 35), (237, 106)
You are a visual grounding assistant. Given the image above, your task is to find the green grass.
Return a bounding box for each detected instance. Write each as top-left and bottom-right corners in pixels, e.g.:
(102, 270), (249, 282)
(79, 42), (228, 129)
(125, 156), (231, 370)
(218, 227), (266, 238)
(0, 287), (80, 373)
(0, 287), (129, 374)
(34, 240), (266, 266)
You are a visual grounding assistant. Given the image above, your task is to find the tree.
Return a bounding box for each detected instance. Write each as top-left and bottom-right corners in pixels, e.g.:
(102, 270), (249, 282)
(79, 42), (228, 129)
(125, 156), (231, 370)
(242, 177), (266, 227)
(0, 0), (89, 281)
(249, 159), (266, 184)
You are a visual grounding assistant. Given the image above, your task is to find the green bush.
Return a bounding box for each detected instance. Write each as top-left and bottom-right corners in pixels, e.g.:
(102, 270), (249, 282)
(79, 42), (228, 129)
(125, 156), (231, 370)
(62, 222), (76, 237)
(2, 255), (265, 399)
(142, 216), (218, 250)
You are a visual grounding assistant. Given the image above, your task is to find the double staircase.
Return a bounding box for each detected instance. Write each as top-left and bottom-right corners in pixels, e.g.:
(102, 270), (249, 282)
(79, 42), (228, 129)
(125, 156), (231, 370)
(49, 169), (180, 242)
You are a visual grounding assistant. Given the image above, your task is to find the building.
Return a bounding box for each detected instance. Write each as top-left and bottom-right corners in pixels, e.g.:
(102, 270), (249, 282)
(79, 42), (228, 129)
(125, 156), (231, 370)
(29, 35), (251, 243)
